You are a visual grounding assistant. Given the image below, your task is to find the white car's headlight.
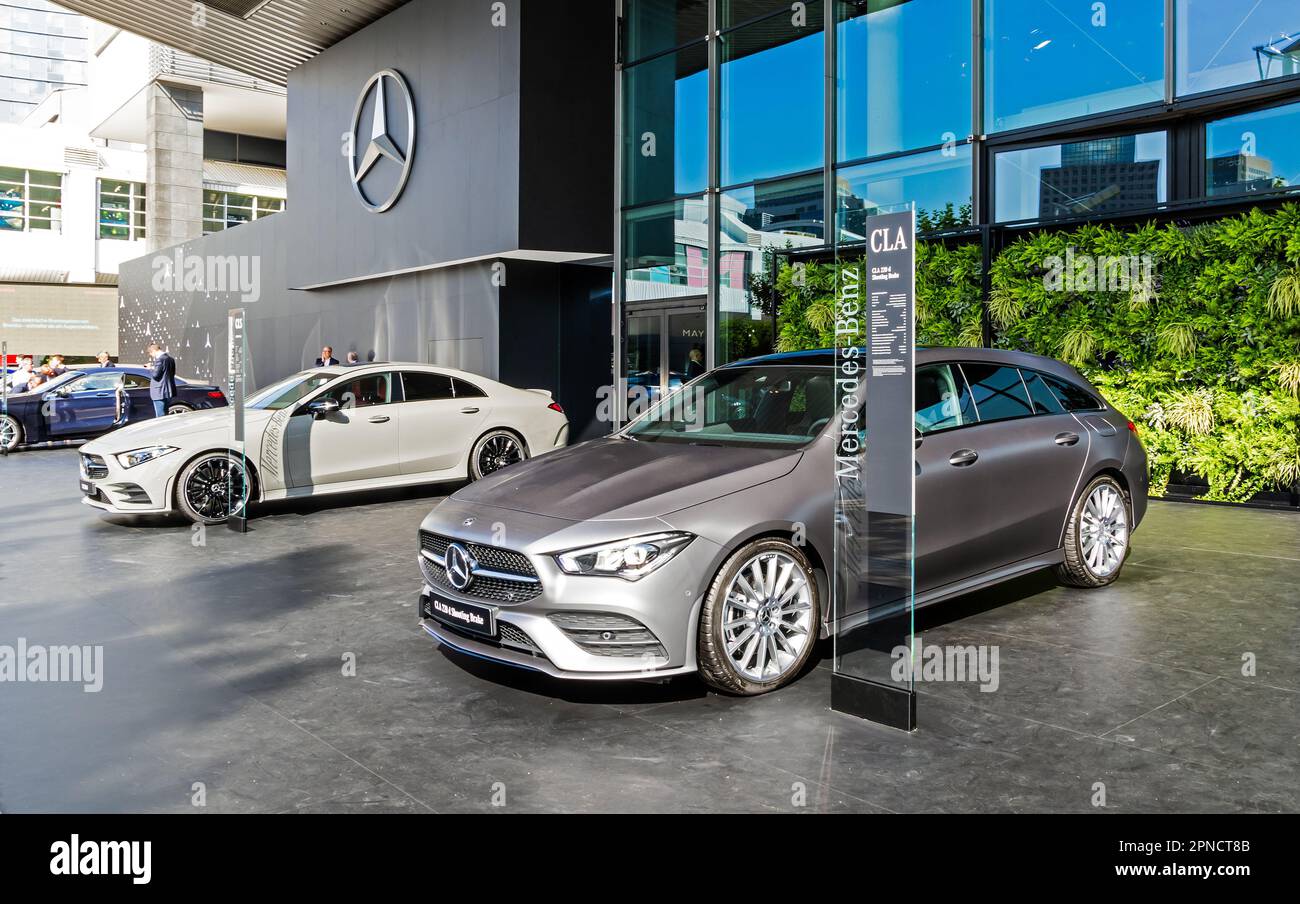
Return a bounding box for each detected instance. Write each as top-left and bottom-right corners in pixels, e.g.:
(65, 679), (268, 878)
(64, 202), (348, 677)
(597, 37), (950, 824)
(116, 445), (179, 469)
(554, 532), (693, 581)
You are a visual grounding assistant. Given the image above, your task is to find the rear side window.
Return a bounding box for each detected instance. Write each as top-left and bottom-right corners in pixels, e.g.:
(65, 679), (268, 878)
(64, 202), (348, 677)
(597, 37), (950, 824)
(454, 378), (487, 399)
(960, 363), (1033, 424)
(1021, 370), (1065, 414)
(1041, 374), (1103, 411)
(320, 372), (396, 409)
(915, 364), (976, 434)
(402, 371), (454, 402)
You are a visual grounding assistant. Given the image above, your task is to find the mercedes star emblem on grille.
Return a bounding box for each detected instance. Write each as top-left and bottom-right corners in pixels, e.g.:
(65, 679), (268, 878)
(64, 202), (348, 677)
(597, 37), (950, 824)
(445, 542), (475, 591)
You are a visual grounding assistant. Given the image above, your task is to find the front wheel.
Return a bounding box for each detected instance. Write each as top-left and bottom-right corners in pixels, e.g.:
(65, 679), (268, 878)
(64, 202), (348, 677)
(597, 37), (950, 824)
(0, 414), (22, 452)
(468, 429), (527, 480)
(1056, 474), (1131, 587)
(175, 452), (251, 525)
(698, 538), (820, 695)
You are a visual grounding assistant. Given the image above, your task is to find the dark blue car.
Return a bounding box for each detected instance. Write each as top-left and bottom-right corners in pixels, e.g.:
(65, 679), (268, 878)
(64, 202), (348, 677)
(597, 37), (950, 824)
(0, 366), (227, 451)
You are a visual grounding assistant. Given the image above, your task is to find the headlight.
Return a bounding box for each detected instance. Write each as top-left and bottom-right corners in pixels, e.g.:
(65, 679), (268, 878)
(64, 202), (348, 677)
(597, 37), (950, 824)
(554, 532), (694, 581)
(116, 445), (179, 469)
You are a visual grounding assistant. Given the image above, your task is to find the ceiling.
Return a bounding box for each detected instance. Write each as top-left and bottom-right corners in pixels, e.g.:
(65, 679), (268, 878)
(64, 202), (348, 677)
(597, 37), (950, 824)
(53, 0), (413, 85)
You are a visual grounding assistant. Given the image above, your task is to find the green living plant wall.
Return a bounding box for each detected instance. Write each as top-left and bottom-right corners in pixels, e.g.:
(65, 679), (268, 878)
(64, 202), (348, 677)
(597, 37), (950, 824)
(770, 205), (1300, 503)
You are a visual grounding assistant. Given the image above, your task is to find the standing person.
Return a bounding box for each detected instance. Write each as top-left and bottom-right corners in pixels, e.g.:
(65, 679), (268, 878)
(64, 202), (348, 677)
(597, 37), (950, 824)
(315, 346), (340, 367)
(685, 346), (706, 380)
(47, 355), (67, 375)
(96, 351), (115, 367)
(345, 351), (360, 365)
(7, 357), (33, 392)
(147, 342), (177, 417)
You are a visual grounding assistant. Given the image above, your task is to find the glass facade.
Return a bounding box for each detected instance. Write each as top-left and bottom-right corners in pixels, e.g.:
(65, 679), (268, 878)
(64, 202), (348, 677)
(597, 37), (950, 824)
(0, 166), (62, 232)
(0, 0), (88, 124)
(203, 190), (285, 234)
(98, 179), (147, 241)
(618, 0), (1300, 384)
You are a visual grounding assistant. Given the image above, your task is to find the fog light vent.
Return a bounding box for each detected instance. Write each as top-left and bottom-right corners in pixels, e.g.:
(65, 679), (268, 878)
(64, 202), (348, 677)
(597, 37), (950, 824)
(548, 612), (667, 660)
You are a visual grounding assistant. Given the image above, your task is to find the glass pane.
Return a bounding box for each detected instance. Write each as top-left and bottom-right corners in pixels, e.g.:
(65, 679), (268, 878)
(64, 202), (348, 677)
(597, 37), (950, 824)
(623, 42), (709, 206)
(99, 224), (128, 240)
(29, 169), (62, 187)
(624, 0), (709, 64)
(100, 195), (129, 211)
(668, 310), (708, 385)
(837, 145), (972, 240)
(1206, 100), (1300, 198)
(721, 2), (824, 186)
(985, 0), (1165, 132)
(29, 186), (60, 203)
(402, 371), (455, 401)
(720, 0), (797, 28)
(1177, 0), (1300, 95)
(1022, 370), (1065, 414)
(0, 166), (22, 183)
(623, 195), (709, 303)
(915, 363), (976, 433)
(100, 180), (132, 195)
(838, 0), (972, 160)
(995, 132), (1166, 222)
(961, 362), (1033, 422)
(625, 313), (663, 410)
(719, 173), (823, 363)
(100, 209), (129, 225)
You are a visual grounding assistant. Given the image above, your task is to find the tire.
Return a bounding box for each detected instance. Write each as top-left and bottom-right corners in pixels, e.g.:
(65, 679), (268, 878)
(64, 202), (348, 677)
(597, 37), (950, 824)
(1056, 474), (1131, 588)
(698, 538), (820, 696)
(0, 414), (22, 452)
(468, 429), (527, 480)
(166, 403), (193, 416)
(174, 452), (252, 525)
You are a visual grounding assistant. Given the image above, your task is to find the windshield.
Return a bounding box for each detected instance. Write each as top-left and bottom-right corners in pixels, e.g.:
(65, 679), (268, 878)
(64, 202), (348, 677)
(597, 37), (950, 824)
(626, 365), (833, 448)
(247, 372), (335, 410)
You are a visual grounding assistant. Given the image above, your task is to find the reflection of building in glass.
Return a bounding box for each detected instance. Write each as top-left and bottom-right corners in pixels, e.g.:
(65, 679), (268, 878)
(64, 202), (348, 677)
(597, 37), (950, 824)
(0, 0), (89, 124)
(835, 176), (877, 240)
(1210, 154), (1277, 195)
(1038, 137), (1162, 218)
(1254, 31), (1300, 81)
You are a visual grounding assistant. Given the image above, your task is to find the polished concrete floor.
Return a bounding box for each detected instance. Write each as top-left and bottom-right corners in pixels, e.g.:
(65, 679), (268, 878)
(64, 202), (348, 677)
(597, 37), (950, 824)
(0, 448), (1296, 813)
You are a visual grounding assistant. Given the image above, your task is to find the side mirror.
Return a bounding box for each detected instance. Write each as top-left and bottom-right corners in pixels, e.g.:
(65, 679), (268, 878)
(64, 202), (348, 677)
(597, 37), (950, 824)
(307, 398), (341, 420)
(915, 428), (924, 450)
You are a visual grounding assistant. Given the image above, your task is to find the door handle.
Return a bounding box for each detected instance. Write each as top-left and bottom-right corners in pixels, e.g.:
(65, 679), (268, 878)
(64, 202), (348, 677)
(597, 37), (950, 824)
(948, 449), (979, 467)
(367, 415), (391, 424)
(95, 392), (113, 398)
(1054, 432), (1081, 447)
(460, 407), (480, 414)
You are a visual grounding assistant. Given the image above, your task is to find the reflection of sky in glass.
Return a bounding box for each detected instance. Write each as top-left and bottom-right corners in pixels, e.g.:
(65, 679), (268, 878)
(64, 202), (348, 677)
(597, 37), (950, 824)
(994, 132), (1166, 222)
(1206, 101), (1300, 194)
(985, 0), (1164, 132)
(837, 146), (972, 237)
(1177, 0), (1300, 95)
(720, 27), (825, 186)
(838, 2), (972, 161)
(675, 69), (709, 193)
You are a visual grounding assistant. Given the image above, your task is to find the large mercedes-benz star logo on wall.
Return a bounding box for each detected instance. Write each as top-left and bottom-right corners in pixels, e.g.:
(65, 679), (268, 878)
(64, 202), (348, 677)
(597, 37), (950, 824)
(349, 68), (416, 213)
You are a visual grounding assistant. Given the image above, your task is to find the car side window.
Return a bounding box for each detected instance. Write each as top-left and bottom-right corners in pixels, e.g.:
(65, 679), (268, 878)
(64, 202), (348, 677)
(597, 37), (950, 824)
(318, 372), (397, 409)
(1040, 373), (1103, 411)
(960, 362), (1034, 424)
(65, 373), (122, 393)
(1021, 370), (1065, 414)
(401, 371), (455, 402)
(453, 378), (487, 399)
(123, 373), (150, 390)
(915, 364), (976, 434)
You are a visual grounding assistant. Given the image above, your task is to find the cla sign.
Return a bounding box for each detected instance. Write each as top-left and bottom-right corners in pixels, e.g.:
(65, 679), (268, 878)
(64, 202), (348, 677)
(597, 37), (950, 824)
(870, 226), (909, 253)
(349, 68), (416, 213)
(445, 542), (475, 591)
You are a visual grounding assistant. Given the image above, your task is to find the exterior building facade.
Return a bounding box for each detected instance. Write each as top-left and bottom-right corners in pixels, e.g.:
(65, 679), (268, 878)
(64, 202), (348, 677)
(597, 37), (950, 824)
(615, 0), (1300, 408)
(0, 0), (87, 124)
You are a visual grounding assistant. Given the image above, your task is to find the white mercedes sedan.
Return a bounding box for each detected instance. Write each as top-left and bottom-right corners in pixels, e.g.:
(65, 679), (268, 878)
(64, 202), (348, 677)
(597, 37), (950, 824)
(76, 363), (569, 524)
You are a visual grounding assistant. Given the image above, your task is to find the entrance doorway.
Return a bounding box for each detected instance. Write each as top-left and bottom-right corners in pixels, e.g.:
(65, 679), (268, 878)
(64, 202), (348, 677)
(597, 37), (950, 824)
(624, 300), (707, 417)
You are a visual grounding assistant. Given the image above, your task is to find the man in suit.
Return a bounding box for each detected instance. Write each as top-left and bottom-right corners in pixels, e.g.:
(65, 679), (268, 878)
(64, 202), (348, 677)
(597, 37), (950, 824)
(147, 342), (177, 418)
(315, 346), (341, 367)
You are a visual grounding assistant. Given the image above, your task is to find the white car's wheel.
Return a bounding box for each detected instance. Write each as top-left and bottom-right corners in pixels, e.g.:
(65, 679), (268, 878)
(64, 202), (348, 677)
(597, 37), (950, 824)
(469, 429), (527, 480)
(0, 414), (21, 451)
(175, 452), (252, 525)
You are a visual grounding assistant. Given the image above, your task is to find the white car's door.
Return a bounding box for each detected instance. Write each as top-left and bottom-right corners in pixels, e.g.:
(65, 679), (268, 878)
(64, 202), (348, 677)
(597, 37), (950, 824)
(397, 370), (487, 475)
(284, 371), (401, 487)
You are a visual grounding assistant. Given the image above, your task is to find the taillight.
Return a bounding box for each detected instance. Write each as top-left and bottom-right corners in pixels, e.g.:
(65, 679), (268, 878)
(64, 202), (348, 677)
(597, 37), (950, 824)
(1126, 420), (1137, 434)
(208, 391), (225, 399)
(548, 401), (564, 415)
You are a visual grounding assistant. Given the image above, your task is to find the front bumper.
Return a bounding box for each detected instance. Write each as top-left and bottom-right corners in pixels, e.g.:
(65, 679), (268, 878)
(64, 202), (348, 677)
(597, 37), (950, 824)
(77, 448), (177, 515)
(416, 499), (719, 679)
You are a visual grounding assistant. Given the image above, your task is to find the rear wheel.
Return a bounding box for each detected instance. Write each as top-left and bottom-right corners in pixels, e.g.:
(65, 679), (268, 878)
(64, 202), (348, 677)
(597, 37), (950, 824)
(0, 414), (21, 451)
(469, 429), (527, 480)
(1056, 475), (1130, 587)
(175, 452), (251, 525)
(698, 538), (820, 695)
(166, 403), (193, 416)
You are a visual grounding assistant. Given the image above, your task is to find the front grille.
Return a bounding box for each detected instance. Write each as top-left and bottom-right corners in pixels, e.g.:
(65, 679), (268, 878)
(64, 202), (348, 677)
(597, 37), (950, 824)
(108, 483), (152, 505)
(81, 454), (108, 480)
(497, 621), (540, 653)
(418, 531), (542, 602)
(549, 612), (667, 660)
(426, 615), (549, 662)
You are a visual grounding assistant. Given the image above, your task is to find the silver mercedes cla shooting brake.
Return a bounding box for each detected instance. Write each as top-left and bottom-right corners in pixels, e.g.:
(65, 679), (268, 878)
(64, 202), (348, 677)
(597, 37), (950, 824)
(417, 348), (1147, 695)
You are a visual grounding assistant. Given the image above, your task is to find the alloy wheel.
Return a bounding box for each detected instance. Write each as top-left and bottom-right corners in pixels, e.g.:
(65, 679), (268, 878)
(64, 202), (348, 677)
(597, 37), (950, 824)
(720, 551), (813, 683)
(0, 416), (18, 451)
(184, 456), (248, 521)
(476, 433), (523, 476)
(1080, 482), (1128, 578)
